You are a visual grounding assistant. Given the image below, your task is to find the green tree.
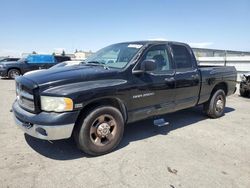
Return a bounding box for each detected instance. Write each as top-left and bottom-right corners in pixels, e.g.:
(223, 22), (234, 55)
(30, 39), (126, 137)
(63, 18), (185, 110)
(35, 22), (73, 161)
(32, 51), (37, 54)
(62, 50), (65, 56)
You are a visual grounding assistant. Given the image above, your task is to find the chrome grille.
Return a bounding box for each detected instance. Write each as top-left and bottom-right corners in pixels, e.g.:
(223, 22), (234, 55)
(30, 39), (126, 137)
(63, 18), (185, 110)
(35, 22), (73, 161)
(16, 82), (35, 112)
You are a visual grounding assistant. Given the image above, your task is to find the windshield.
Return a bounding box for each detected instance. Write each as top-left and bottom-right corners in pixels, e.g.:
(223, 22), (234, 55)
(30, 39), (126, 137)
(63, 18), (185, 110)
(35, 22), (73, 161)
(85, 43), (143, 69)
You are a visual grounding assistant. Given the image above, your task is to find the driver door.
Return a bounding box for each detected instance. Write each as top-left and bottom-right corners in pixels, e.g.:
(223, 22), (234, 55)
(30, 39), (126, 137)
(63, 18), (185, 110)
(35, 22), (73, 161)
(129, 44), (176, 122)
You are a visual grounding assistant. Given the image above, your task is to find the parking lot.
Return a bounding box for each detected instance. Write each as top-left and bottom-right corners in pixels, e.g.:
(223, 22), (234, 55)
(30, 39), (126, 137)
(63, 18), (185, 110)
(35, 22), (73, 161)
(0, 78), (249, 188)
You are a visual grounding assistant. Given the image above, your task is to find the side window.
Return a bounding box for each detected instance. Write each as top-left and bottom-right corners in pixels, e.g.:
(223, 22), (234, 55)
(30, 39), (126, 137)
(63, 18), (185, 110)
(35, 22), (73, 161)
(27, 55), (54, 64)
(42, 55), (54, 63)
(26, 56), (36, 63)
(143, 45), (172, 73)
(171, 45), (192, 69)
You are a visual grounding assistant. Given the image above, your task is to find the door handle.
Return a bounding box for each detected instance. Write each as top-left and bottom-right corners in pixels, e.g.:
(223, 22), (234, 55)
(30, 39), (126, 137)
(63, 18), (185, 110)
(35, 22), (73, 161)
(165, 77), (175, 88)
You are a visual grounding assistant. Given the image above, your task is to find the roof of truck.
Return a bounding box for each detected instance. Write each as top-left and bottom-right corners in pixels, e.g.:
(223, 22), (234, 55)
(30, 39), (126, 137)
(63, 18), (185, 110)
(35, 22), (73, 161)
(118, 40), (189, 46)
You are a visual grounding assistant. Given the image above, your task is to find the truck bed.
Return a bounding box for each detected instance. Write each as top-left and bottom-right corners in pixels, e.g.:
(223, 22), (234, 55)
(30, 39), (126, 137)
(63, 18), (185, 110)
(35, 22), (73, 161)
(198, 65), (237, 105)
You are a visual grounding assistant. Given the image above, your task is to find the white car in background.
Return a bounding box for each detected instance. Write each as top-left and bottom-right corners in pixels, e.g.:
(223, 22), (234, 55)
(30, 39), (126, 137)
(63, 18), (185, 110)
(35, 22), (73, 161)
(24, 60), (84, 75)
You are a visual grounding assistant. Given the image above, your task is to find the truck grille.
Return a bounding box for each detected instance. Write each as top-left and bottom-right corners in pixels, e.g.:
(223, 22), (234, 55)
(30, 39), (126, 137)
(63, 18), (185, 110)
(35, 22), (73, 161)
(16, 82), (35, 112)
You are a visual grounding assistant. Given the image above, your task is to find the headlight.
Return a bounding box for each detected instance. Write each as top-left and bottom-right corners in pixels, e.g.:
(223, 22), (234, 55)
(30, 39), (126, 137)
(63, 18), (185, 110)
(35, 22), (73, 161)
(40, 96), (73, 112)
(240, 75), (246, 82)
(0, 64), (5, 69)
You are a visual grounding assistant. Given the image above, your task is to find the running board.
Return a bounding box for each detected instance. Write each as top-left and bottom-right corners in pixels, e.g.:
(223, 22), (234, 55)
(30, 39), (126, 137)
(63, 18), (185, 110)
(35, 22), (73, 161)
(153, 118), (170, 127)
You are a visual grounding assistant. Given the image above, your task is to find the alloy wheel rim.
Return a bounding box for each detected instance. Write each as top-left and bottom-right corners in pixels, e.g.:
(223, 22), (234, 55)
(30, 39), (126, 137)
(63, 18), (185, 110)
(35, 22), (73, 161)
(215, 95), (224, 113)
(90, 114), (117, 146)
(11, 71), (19, 78)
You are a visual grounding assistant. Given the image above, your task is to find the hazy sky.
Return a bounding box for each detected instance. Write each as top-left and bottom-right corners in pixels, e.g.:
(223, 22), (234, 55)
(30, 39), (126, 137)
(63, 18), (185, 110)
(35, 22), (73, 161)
(0, 0), (249, 56)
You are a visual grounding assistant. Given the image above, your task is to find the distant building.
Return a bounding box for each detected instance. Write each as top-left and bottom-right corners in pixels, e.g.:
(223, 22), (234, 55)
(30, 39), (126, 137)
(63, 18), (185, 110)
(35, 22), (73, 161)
(192, 48), (250, 58)
(65, 54), (75, 58)
(52, 50), (94, 60)
(74, 51), (94, 60)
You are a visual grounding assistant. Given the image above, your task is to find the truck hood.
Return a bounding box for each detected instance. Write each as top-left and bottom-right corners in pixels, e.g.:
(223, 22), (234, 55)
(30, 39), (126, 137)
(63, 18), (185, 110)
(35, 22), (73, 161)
(23, 65), (120, 88)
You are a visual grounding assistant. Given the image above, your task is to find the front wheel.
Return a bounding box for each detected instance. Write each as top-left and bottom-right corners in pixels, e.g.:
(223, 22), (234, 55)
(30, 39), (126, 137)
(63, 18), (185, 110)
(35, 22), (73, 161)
(74, 106), (124, 156)
(8, 69), (20, 79)
(203, 89), (226, 118)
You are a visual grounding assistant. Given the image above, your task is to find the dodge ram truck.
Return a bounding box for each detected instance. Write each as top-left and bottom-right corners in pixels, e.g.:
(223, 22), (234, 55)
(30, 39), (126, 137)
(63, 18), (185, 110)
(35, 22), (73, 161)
(12, 41), (237, 156)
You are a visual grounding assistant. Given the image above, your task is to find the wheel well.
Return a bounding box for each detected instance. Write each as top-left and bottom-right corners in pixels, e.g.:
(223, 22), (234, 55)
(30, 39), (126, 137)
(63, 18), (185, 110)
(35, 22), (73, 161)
(211, 82), (228, 96)
(76, 98), (127, 124)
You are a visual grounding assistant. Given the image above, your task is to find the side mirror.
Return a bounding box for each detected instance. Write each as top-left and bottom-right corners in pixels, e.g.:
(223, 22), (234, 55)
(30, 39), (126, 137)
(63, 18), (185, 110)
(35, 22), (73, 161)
(141, 59), (157, 72)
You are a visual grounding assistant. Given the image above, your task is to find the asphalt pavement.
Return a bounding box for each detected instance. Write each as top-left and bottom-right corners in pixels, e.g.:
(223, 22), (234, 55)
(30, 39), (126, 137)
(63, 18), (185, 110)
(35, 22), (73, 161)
(0, 78), (249, 188)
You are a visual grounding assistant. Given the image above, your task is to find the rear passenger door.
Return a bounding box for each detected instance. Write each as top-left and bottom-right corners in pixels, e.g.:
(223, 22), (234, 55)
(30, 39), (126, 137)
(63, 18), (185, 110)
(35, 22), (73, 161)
(170, 44), (201, 110)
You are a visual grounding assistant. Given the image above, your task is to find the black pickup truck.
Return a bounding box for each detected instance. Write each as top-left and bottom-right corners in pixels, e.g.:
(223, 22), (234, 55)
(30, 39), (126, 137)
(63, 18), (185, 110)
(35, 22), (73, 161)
(12, 41), (237, 156)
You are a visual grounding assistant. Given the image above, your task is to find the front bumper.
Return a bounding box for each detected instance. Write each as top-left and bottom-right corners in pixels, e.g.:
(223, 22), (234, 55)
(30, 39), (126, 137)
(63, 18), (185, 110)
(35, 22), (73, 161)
(12, 100), (80, 140)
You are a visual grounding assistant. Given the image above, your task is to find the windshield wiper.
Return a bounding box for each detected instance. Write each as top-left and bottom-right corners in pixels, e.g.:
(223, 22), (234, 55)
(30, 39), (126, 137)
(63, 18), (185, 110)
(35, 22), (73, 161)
(85, 61), (109, 69)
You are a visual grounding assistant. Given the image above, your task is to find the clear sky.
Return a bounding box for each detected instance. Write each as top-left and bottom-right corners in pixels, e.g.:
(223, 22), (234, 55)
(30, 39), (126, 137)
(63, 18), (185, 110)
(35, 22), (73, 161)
(0, 0), (249, 56)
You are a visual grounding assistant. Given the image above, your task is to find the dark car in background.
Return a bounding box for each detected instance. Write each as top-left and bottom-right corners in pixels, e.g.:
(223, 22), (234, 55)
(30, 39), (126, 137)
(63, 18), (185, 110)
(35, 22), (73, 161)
(0, 54), (71, 78)
(24, 60), (84, 75)
(240, 73), (250, 97)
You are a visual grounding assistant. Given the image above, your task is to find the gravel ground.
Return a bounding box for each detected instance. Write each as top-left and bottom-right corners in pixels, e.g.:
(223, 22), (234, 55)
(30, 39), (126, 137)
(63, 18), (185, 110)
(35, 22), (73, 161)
(0, 78), (249, 188)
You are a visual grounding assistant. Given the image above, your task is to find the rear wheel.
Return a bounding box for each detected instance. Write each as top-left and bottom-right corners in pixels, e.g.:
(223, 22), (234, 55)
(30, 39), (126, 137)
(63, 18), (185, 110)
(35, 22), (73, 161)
(203, 89), (226, 118)
(74, 106), (124, 156)
(8, 69), (20, 79)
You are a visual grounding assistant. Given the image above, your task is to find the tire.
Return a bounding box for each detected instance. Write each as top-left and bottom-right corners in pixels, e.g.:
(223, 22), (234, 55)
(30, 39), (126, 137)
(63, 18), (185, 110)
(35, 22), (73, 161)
(74, 106), (124, 156)
(8, 69), (21, 79)
(203, 89), (226, 118)
(240, 89), (248, 97)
